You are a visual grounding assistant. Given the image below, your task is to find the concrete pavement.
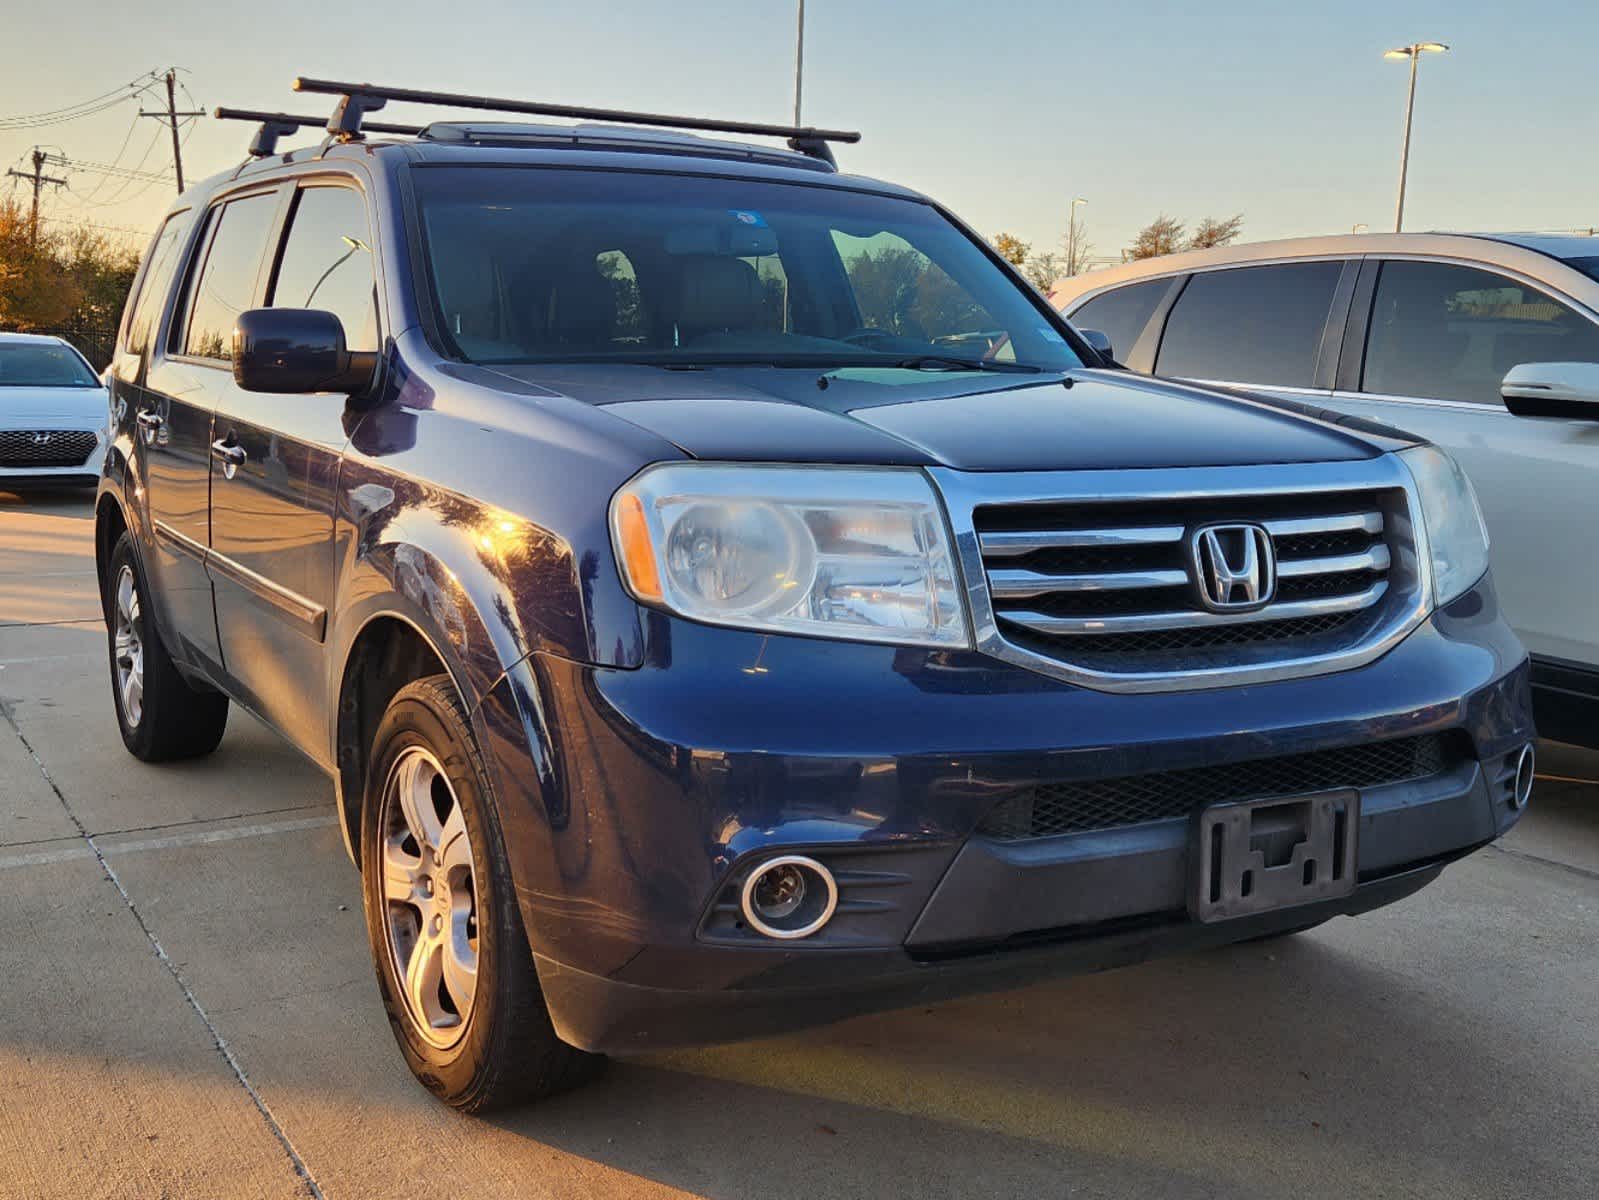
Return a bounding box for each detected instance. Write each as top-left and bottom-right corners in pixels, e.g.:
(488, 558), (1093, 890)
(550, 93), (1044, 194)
(2, 487), (1595, 1199)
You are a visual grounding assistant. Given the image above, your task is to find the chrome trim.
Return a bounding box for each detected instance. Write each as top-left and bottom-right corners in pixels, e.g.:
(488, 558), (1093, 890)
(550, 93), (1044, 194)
(205, 548), (328, 642)
(986, 567), (1188, 599)
(1277, 545), (1390, 577)
(929, 455), (1433, 695)
(999, 582), (1389, 636)
(152, 519), (208, 563)
(739, 856), (839, 941)
(1263, 511), (1384, 538)
(978, 524), (1184, 556)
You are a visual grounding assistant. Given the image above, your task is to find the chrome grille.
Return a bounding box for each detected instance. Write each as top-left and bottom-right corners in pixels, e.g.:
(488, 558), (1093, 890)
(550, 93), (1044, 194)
(934, 459), (1430, 692)
(0, 429), (97, 468)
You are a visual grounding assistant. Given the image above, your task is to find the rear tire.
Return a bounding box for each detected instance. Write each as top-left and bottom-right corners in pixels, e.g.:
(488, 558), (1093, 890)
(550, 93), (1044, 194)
(105, 532), (228, 762)
(360, 674), (602, 1112)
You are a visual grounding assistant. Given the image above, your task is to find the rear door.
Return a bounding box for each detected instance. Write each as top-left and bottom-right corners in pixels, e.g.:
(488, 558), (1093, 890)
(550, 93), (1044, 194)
(1323, 257), (1599, 670)
(206, 179), (379, 766)
(1151, 260), (1355, 404)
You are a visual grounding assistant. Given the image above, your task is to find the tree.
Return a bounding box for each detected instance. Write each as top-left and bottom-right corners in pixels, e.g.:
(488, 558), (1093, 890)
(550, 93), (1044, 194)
(991, 232), (1031, 267)
(1128, 215), (1186, 260)
(0, 198), (139, 335)
(1023, 250), (1067, 292)
(1064, 206), (1093, 278)
(1189, 214), (1244, 250)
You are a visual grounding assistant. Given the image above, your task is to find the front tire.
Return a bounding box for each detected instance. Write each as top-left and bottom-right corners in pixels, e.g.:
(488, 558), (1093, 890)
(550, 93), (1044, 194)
(105, 532), (228, 761)
(360, 674), (601, 1112)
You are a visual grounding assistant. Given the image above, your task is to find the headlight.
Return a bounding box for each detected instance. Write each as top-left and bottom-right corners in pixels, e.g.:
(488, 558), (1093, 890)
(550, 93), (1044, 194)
(610, 464), (970, 648)
(1399, 445), (1490, 606)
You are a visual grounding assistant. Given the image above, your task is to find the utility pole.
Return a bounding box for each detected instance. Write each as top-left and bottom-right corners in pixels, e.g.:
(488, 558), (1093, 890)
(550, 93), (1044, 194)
(794, 0), (806, 127)
(5, 148), (67, 245)
(139, 68), (204, 194)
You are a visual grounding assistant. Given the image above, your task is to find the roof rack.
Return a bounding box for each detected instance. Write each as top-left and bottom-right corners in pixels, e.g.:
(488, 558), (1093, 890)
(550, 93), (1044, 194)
(214, 107), (421, 158)
(290, 76), (861, 167)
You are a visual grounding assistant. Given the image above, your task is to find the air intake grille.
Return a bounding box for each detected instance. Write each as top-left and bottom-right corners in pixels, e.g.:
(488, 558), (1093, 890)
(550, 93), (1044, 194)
(0, 429), (97, 468)
(977, 733), (1465, 840)
(975, 489), (1405, 674)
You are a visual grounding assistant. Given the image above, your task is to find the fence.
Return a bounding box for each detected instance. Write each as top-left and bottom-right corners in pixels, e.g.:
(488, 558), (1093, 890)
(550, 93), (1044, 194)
(15, 324), (120, 371)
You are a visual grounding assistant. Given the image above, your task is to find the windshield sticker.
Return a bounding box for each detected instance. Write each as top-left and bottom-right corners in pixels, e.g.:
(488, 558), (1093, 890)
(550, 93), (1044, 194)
(729, 210), (769, 228)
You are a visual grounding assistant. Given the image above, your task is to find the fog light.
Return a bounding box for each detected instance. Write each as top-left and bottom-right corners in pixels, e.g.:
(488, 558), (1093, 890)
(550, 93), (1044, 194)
(1513, 743), (1536, 809)
(740, 855), (838, 940)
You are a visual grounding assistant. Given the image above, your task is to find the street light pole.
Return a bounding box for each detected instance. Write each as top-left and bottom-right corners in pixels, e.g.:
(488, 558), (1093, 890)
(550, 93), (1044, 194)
(794, 0), (806, 127)
(1385, 42), (1449, 233)
(1066, 196), (1087, 276)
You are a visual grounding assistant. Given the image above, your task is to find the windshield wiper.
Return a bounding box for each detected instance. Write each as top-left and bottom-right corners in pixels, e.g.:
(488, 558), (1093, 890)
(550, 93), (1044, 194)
(887, 356), (1043, 374)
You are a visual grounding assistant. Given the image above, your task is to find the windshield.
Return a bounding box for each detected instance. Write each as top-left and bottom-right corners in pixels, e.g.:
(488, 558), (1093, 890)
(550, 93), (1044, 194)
(412, 166), (1082, 372)
(0, 342), (99, 388)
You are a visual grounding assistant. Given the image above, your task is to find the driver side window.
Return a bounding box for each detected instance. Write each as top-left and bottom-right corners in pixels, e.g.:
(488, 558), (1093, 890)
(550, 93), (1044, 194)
(1363, 260), (1599, 405)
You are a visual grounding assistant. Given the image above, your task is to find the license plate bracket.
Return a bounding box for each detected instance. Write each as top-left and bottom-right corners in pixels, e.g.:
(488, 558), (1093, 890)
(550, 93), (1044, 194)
(1190, 789), (1359, 923)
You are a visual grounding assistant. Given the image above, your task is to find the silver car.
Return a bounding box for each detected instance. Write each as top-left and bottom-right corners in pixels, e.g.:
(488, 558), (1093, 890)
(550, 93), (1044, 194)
(1050, 233), (1599, 748)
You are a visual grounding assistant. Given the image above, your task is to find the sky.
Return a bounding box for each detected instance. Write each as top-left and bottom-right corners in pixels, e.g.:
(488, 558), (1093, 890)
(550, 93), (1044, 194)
(4, 0), (1598, 264)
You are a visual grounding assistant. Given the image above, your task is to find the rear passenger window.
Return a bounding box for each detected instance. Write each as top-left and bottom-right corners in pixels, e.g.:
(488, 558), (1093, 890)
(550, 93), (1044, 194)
(181, 192), (280, 362)
(1156, 262), (1343, 387)
(1363, 260), (1599, 405)
(269, 186), (379, 353)
(1069, 279), (1169, 362)
(124, 214), (188, 356)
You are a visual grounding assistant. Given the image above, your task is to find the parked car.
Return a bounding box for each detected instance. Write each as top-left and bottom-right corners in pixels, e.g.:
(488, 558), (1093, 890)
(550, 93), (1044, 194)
(1051, 233), (1599, 748)
(0, 332), (108, 489)
(97, 82), (1535, 1113)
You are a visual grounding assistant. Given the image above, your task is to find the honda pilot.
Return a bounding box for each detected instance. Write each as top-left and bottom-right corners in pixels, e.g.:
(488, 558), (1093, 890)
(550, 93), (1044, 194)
(95, 78), (1535, 1112)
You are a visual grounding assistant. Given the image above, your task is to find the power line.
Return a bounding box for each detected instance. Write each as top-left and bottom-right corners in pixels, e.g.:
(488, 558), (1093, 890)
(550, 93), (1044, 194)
(0, 71), (163, 130)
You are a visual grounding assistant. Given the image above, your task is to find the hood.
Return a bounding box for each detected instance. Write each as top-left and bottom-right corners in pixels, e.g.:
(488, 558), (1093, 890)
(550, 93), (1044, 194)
(0, 385), (109, 429)
(473, 363), (1382, 471)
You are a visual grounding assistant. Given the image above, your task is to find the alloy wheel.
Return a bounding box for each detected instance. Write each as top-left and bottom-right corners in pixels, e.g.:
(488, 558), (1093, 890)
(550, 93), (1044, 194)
(379, 746), (481, 1048)
(112, 565), (144, 728)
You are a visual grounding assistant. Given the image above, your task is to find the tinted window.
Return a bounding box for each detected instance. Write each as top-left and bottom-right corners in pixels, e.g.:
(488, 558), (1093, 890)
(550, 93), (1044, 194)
(269, 186), (378, 352)
(413, 167), (1081, 372)
(124, 214), (187, 356)
(1363, 260), (1599, 405)
(1157, 262), (1343, 387)
(0, 342), (99, 388)
(1069, 279), (1169, 361)
(181, 192), (280, 362)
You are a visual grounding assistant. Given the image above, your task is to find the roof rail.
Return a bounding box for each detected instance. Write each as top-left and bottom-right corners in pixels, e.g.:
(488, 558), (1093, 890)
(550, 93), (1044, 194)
(290, 77), (861, 167)
(214, 107), (421, 158)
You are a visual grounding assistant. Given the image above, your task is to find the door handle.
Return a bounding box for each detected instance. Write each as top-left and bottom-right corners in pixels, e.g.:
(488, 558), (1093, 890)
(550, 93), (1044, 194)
(135, 410), (164, 444)
(211, 438), (247, 480)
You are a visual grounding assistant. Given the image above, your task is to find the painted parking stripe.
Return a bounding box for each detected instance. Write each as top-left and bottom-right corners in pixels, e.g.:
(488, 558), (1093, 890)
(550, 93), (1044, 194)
(0, 814), (337, 871)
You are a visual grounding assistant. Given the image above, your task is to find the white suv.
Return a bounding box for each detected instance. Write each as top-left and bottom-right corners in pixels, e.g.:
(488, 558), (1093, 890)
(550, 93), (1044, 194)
(1050, 233), (1599, 748)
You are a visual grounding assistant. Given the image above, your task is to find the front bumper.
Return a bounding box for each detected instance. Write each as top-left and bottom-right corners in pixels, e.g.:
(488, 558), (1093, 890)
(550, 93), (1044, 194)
(477, 574), (1532, 1052)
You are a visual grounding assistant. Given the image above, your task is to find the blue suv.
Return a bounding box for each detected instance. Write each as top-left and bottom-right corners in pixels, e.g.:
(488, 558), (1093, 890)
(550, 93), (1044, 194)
(94, 79), (1535, 1111)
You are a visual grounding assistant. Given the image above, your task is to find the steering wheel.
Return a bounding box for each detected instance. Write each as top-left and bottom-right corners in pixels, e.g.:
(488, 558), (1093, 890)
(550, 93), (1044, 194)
(839, 327), (899, 349)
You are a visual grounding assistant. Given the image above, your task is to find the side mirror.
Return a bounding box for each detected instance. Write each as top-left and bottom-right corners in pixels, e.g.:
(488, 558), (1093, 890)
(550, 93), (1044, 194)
(1501, 361), (1599, 420)
(232, 308), (377, 395)
(1078, 328), (1115, 364)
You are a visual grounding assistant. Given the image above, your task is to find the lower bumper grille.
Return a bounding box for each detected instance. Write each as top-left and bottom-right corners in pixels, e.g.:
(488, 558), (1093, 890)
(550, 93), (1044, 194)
(0, 429), (97, 468)
(977, 733), (1468, 840)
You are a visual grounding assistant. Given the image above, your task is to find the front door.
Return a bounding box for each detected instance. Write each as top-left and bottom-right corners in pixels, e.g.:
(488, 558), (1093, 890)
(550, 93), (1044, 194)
(207, 181), (379, 766)
(1322, 258), (1599, 671)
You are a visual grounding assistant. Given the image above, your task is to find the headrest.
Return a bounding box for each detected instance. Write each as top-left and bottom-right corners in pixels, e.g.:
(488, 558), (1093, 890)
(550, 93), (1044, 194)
(675, 256), (764, 340)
